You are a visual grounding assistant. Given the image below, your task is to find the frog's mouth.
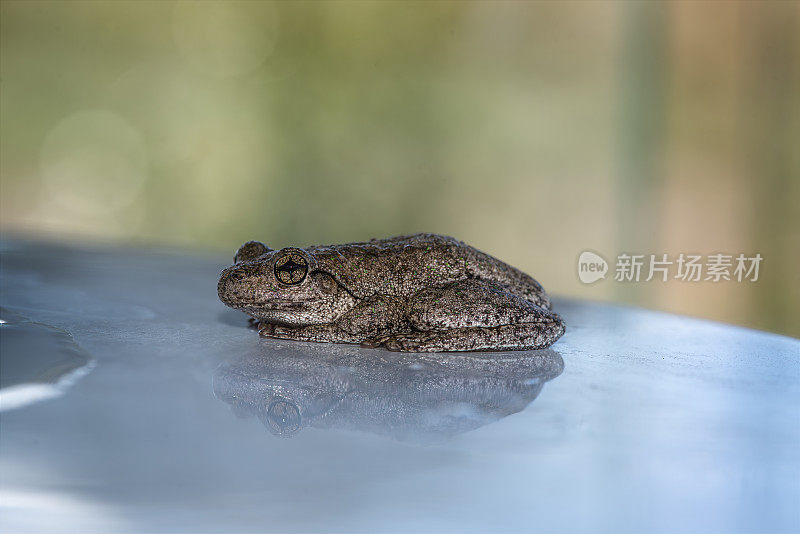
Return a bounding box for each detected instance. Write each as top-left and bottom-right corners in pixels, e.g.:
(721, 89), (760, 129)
(231, 299), (308, 310)
(234, 303), (330, 326)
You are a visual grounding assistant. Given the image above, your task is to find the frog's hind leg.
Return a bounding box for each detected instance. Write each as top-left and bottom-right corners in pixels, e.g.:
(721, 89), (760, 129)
(463, 247), (552, 309)
(367, 279), (565, 352)
(370, 323), (564, 352)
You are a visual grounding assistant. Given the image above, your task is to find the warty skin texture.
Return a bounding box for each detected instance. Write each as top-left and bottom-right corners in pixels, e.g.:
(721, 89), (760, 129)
(218, 233), (565, 352)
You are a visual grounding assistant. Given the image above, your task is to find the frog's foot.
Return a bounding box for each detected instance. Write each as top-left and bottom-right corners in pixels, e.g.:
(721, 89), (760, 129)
(259, 322), (362, 344)
(367, 320), (565, 352)
(364, 333), (428, 352)
(361, 333), (414, 350)
(258, 322), (306, 339)
(359, 336), (384, 349)
(257, 322), (278, 337)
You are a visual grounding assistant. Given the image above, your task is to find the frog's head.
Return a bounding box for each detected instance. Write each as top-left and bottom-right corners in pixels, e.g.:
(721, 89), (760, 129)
(218, 241), (356, 325)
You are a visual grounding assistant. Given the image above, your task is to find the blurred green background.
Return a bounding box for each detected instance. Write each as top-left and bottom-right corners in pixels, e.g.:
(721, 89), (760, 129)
(1, 1), (798, 337)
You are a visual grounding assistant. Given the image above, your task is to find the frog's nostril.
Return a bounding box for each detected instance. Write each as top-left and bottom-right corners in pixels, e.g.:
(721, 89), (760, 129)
(229, 270), (247, 281)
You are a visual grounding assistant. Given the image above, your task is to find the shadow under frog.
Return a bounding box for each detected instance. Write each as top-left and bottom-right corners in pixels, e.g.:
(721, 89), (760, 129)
(213, 341), (563, 442)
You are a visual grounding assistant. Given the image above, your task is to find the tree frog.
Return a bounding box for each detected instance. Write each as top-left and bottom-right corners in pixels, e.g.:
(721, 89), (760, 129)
(217, 233), (565, 352)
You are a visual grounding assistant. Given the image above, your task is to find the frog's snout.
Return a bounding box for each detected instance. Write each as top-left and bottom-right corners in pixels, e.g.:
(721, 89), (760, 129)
(218, 265), (250, 307)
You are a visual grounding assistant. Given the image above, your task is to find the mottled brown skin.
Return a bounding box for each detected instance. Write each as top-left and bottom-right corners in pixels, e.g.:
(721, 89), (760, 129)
(217, 233), (565, 352)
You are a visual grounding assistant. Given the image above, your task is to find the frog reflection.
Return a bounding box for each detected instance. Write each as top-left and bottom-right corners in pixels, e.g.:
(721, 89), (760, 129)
(213, 341), (563, 442)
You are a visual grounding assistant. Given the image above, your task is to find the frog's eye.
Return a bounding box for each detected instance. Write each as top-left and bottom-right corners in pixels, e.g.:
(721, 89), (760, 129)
(274, 252), (309, 285)
(234, 241), (272, 263)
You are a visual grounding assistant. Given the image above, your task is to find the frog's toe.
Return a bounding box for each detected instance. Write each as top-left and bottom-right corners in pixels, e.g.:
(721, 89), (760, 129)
(381, 337), (404, 352)
(362, 334), (395, 349)
(362, 334), (407, 351)
(258, 323), (277, 337)
(373, 334), (426, 352)
(360, 337), (383, 349)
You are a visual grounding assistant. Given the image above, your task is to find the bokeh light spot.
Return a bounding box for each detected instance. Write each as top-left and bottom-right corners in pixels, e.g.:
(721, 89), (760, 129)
(40, 110), (148, 217)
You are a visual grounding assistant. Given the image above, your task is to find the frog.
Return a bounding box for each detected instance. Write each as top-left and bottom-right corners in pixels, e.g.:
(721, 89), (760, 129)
(217, 233), (565, 352)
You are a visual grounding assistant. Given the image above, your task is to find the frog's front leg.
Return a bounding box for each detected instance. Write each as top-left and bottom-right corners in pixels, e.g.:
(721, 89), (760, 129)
(368, 279), (565, 352)
(258, 322), (362, 344)
(258, 295), (410, 345)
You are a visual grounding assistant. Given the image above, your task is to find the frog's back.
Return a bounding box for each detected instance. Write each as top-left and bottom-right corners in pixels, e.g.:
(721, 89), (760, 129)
(311, 233), (549, 307)
(311, 234), (468, 298)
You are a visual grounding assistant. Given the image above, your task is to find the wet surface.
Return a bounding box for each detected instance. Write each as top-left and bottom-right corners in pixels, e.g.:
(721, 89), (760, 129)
(1, 237), (798, 533)
(214, 343), (563, 442)
(0, 308), (94, 411)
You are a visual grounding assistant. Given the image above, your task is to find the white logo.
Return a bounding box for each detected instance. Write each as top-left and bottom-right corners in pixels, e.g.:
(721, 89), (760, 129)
(578, 251), (608, 284)
(577, 251), (762, 284)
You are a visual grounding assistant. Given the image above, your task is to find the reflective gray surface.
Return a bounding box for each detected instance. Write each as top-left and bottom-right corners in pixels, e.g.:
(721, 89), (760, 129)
(1, 238), (798, 533)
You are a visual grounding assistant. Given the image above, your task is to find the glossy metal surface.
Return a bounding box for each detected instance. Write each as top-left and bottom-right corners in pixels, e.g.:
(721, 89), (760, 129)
(1, 239), (798, 533)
